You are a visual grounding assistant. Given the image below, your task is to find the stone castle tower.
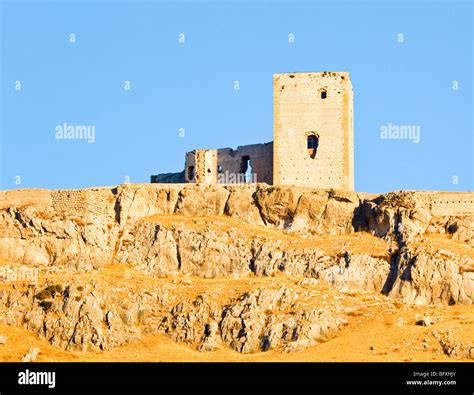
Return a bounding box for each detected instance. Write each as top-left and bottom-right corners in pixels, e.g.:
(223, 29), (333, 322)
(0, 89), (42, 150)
(273, 72), (354, 190)
(152, 71), (354, 191)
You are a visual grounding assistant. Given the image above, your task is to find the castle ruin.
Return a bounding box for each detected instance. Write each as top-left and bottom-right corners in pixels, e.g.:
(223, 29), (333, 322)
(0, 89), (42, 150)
(151, 71), (354, 191)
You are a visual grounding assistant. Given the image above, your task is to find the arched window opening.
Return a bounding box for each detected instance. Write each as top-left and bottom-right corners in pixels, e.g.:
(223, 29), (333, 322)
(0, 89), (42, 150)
(307, 134), (319, 158)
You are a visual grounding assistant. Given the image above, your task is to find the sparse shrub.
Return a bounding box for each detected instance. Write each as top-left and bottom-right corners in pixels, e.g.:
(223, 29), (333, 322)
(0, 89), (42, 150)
(35, 284), (63, 300)
(39, 300), (53, 312)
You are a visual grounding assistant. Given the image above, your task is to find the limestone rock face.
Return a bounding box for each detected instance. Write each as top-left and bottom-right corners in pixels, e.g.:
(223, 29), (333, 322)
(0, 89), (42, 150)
(318, 253), (390, 293)
(0, 280), (171, 352)
(159, 293), (222, 349)
(317, 192), (360, 235)
(114, 221), (398, 296)
(0, 183), (473, 357)
(115, 222), (181, 277)
(385, 246), (474, 305)
(175, 185), (230, 217)
(115, 185), (180, 224)
(358, 191), (473, 246)
(359, 200), (431, 242)
(291, 191), (328, 232)
(433, 329), (474, 359)
(1, 185), (472, 269)
(0, 207), (118, 271)
(175, 228), (252, 278)
(11, 283), (110, 351)
(447, 217), (474, 244)
(0, 279), (349, 354)
(160, 287), (348, 353)
(224, 185), (264, 225)
(255, 187), (302, 227)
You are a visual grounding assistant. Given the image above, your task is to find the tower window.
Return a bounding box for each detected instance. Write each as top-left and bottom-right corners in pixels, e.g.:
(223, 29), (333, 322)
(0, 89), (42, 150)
(188, 166), (195, 180)
(321, 90), (327, 99)
(307, 134), (319, 158)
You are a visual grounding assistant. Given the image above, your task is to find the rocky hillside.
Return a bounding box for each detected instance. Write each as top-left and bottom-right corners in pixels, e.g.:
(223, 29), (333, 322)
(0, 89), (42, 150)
(0, 184), (472, 358)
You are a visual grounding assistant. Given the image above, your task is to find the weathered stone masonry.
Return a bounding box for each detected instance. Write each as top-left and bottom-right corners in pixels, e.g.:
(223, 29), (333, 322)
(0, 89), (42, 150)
(273, 72), (354, 190)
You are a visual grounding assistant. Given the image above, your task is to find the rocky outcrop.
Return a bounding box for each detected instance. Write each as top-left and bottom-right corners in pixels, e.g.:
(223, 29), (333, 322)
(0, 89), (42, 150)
(22, 347), (40, 362)
(0, 206), (118, 271)
(433, 329), (474, 359)
(114, 219), (393, 293)
(0, 278), (175, 352)
(1, 184), (472, 357)
(0, 278), (351, 354)
(115, 223), (181, 277)
(1, 184), (472, 243)
(1, 282), (112, 351)
(0, 184), (472, 305)
(384, 246), (474, 305)
(159, 287), (348, 353)
(358, 191), (473, 245)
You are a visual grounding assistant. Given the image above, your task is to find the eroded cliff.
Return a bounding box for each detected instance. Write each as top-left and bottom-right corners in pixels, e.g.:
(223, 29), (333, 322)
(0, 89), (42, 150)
(0, 184), (472, 358)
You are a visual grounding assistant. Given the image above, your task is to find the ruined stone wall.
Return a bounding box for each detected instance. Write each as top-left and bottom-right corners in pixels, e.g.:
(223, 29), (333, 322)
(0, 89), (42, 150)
(273, 72), (354, 191)
(184, 151), (196, 182)
(185, 149), (218, 184)
(85, 188), (117, 216)
(151, 171), (185, 183)
(47, 188), (116, 217)
(51, 190), (87, 215)
(217, 142), (273, 184)
(430, 193), (474, 216)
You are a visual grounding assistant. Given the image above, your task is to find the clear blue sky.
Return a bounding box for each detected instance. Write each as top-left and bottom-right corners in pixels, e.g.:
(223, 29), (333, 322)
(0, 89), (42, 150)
(1, 0), (472, 193)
